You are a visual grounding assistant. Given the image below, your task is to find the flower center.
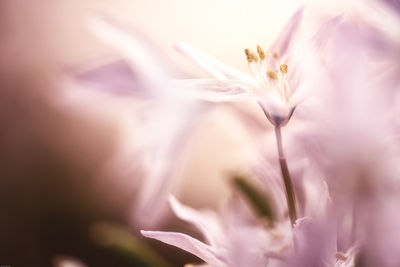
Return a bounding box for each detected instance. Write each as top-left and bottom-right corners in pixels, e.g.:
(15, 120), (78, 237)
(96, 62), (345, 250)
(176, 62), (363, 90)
(244, 46), (290, 103)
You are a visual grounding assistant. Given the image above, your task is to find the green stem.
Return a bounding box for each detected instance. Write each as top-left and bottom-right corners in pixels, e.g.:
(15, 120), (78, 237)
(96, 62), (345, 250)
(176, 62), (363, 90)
(274, 126), (297, 226)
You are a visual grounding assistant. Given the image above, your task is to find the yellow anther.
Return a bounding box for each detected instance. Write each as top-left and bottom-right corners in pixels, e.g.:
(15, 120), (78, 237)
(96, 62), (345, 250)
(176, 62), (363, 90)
(250, 52), (258, 62)
(267, 71), (278, 80)
(244, 48), (252, 62)
(335, 252), (349, 261)
(280, 64), (288, 73)
(257, 45), (265, 60)
(273, 51), (279, 59)
(244, 48), (258, 63)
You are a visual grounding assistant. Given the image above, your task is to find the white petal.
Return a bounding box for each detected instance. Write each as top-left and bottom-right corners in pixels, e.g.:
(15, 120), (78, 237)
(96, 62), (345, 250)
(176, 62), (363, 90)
(141, 231), (224, 267)
(171, 79), (254, 103)
(174, 42), (259, 87)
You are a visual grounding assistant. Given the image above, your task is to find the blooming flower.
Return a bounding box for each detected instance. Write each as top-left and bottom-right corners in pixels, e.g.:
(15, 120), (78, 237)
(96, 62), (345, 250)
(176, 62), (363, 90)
(140, 6), (400, 266)
(173, 8), (305, 127)
(64, 3), (400, 266)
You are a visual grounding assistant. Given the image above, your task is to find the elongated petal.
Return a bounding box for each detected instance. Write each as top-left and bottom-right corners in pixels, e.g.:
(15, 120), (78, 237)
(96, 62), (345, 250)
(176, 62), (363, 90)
(87, 16), (210, 229)
(171, 79), (254, 102)
(174, 42), (259, 87)
(268, 7), (304, 55)
(141, 231), (224, 267)
(289, 217), (337, 267)
(310, 14), (343, 50)
(169, 196), (223, 247)
(71, 59), (147, 96)
(89, 16), (169, 93)
(133, 104), (202, 227)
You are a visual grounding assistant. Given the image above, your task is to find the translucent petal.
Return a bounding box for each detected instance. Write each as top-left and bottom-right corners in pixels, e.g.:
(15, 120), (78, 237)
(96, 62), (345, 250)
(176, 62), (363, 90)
(268, 7), (304, 56)
(171, 79), (254, 102)
(174, 42), (259, 87)
(141, 231), (224, 267)
(169, 196), (223, 247)
(89, 16), (169, 93)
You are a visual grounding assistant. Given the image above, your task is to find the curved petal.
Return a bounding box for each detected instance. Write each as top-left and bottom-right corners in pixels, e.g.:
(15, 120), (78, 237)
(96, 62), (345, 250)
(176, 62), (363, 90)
(89, 15), (169, 92)
(71, 59), (146, 96)
(310, 14), (344, 50)
(268, 7), (304, 56)
(169, 196), (223, 247)
(174, 42), (259, 87)
(141, 231), (224, 267)
(171, 79), (255, 102)
(133, 104), (202, 227)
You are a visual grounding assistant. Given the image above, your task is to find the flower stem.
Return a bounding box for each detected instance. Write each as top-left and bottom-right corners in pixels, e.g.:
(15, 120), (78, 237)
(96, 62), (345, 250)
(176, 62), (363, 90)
(274, 126), (297, 226)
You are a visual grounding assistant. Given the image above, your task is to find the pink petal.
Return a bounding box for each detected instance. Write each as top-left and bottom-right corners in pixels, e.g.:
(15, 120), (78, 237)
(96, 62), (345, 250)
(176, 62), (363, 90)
(89, 16), (169, 92)
(70, 59), (147, 96)
(268, 7), (304, 56)
(133, 109), (202, 227)
(310, 14), (343, 50)
(141, 231), (224, 266)
(169, 196), (223, 247)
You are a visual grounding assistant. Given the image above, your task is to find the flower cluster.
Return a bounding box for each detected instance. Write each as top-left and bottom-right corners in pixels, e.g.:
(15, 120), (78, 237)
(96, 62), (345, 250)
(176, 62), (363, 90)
(68, 2), (400, 266)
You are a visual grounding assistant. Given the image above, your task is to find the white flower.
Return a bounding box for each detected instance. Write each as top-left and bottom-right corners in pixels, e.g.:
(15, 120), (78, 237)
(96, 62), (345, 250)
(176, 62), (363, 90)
(172, 8), (311, 127)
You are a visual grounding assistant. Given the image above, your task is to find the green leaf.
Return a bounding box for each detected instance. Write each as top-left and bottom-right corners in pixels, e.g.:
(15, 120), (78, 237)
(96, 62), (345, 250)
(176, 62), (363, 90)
(90, 222), (172, 267)
(231, 176), (276, 223)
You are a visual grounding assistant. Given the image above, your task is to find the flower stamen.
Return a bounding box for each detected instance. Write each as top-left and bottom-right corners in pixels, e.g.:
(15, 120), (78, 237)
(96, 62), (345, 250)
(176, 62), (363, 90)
(244, 48), (259, 63)
(280, 64), (288, 73)
(257, 45), (266, 60)
(243, 47), (290, 103)
(267, 71), (278, 80)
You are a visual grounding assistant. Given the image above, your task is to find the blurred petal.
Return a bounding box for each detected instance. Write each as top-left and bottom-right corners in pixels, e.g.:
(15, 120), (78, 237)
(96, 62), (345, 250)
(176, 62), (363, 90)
(171, 79), (253, 102)
(310, 14), (343, 50)
(382, 0), (400, 13)
(169, 195), (222, 247)
(268, 7), (304, 55)
(133, 106), (203, 227)
(71, 59), (145, 96)
(89, 15), (169, 92)
(72, 15), (209, 229)
(141, 231), (224, 266)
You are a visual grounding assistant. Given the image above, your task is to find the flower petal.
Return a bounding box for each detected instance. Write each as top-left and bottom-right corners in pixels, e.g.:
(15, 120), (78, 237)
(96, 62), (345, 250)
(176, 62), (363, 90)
(133, 105), (203, 227)
(171, 79), (254, 102)
(71, 59), (147, 96)
(89, 15), (169, 92)
(141, 231), (224, 267)
(310, 14), (343, 50)
(174, 42), (259, 87)
(169, 196), (223, 247)
(268, 7), (304, 56)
